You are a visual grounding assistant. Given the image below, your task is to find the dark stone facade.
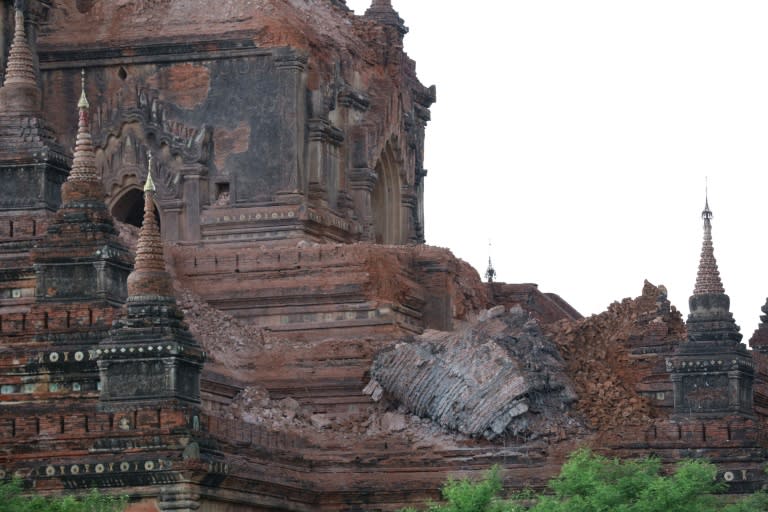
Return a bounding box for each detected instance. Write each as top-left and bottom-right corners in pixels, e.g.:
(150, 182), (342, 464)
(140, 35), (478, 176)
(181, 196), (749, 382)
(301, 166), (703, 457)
(34, 1), (434, 247)
(670, 293), (754, 416)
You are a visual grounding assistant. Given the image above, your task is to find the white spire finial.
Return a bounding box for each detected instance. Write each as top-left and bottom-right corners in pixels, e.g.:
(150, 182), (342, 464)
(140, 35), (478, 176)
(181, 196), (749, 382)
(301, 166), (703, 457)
(144, 151), (156, 192)
(78, 69), (89, 109)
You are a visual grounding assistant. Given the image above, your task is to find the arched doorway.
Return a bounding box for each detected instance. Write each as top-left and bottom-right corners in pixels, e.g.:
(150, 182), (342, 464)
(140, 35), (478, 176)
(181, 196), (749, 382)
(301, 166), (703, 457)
(110, 187), (161, 228)
(370, 142), (403, 245)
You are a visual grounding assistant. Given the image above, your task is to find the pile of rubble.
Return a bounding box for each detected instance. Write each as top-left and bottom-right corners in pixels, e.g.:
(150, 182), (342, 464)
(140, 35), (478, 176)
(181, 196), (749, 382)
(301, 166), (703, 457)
(223, 384), (474, 450)
(175, 285), (268, 369)
(366, 306), (582, 441)
(225, 385), (305, 428)
(546, 281), (685, 431)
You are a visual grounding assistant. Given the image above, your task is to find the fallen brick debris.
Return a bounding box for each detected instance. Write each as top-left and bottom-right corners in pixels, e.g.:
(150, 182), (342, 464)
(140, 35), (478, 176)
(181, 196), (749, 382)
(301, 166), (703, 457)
(367, 305), (581, 440)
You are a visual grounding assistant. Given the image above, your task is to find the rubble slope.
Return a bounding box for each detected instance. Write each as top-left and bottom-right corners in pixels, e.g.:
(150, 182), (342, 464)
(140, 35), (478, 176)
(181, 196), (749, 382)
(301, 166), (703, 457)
(367, 306), (582, 441)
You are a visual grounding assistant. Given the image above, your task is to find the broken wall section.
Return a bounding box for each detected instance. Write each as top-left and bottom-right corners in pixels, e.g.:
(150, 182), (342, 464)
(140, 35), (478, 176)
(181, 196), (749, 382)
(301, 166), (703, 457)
(546, 281), (685, 431)
(367, 306), (582, 441)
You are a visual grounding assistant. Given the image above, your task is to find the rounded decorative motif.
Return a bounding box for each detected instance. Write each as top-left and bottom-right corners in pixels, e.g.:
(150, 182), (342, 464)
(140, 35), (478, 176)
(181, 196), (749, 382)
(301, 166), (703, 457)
(45, 465), (55, 476)
(74, 351), (85, 362)
(119, 462), (130, 472)
(48, 352), (59, 362)
(70, 465), (80, 475)
(94, 464), (105, 474)
(144, 461), (155, 471)
(724, 471), (735, 482)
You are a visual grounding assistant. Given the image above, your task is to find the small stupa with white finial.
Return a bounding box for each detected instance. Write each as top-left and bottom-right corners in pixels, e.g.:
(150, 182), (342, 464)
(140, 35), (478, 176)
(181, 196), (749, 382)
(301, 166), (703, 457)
(99, 153), (205, 410)
(30, 70), (132, 306)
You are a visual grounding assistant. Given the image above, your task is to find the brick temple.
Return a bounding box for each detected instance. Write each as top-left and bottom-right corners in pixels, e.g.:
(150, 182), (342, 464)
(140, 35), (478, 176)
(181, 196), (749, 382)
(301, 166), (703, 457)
(0, 1), (766, 510)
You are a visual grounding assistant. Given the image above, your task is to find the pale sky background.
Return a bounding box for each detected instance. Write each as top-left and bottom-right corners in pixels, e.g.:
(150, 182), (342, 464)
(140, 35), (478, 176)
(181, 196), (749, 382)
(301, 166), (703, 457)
(346, 0), (768, 339)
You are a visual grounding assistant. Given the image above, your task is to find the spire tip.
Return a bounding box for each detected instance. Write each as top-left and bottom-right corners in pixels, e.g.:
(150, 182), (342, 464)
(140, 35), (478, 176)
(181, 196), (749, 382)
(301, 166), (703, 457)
(144, 152), (156, 192)
(78, 69), (89, 109)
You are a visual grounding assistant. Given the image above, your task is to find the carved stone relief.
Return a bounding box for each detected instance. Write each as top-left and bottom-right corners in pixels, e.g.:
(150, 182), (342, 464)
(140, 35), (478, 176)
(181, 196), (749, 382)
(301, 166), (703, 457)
(93, 85), (212, 167)
(97, 122), (184, 203)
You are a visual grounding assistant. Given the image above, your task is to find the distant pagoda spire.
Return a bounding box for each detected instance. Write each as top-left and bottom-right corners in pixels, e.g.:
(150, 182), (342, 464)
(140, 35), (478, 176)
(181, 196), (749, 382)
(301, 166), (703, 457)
(61, 70), (104, 203)
(127, 153), (173, 298)
(365, 0), (408, 37)
(0, 6), (41, 113)
(693, 192), (725, 295)
(484, 241), (496, 283)
(485, 257), (496, 284)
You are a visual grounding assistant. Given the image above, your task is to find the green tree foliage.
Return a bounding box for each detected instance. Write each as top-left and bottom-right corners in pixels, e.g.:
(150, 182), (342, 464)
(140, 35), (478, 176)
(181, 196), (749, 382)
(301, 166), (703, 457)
(0, 480), (126, 512)
(534, 449), (725, 512)
(400, 466), (520, 512)
(403, 449), (768, 512)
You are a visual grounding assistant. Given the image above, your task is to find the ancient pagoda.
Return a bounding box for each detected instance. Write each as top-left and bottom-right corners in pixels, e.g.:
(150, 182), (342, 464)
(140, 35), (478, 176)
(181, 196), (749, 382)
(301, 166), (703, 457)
(98, 155), (204, 409)
(0, 6), (69, 269)
(669, 196), (754, 416)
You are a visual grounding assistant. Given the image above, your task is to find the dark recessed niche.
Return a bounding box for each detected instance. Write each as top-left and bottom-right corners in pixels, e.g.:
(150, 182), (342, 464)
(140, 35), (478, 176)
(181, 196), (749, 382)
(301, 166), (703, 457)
(214, 183), (230, 205)
(75, 0), (95, 14)
(118, 67), (128, 81)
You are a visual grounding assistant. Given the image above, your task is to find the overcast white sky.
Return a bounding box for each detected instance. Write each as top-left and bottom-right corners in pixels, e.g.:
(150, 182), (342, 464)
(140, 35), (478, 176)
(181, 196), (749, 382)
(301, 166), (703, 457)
(346, 0), (768, 338)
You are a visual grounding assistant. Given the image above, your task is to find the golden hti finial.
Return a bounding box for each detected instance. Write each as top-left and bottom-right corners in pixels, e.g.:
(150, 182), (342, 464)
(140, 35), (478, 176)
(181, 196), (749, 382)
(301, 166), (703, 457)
(78, 68), (89, 109)
(144, 151), (156, 192)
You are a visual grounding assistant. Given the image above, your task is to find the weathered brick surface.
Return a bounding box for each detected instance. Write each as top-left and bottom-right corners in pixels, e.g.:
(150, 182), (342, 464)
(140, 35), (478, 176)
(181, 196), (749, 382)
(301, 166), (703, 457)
(0, 1), (764, 510)
(490, 282), (583, 324)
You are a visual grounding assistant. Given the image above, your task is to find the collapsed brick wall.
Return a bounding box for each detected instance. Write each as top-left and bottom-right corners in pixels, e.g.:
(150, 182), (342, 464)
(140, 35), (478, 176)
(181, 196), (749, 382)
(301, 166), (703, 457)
(367, 306), (584, 441)
(545, 281), (685, 432)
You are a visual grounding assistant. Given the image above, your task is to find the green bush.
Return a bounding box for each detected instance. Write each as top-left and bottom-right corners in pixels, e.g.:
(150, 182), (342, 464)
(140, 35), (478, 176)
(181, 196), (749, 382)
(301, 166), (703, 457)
(403, 448), (768, 512)
(0, 480), (126, 512)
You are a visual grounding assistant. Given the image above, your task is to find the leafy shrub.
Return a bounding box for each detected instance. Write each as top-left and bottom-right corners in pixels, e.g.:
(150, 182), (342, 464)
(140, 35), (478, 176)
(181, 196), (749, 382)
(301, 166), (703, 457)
(0, 480), (126, 512)
(404, 448), (768, 512)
